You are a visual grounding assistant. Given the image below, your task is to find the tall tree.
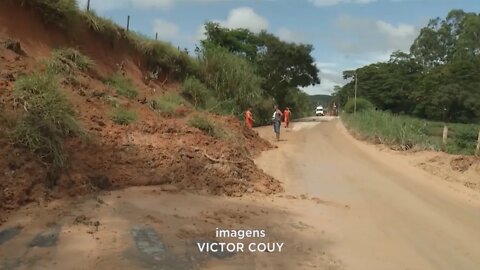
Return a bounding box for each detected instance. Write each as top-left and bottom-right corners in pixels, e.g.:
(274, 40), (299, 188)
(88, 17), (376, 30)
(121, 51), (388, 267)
(338, 9), (480, 123)
(201, 23), (320, 109)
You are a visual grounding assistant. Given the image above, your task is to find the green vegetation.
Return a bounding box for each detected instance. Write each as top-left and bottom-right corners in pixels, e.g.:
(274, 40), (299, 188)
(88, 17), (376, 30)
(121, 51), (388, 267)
(181, 77), (211, 108)
(180, 22), (321, 124)
(22, 0), (79, 27)
(80, 10), (121, 39)
(344, 98), (373, 114)
(197, 45), (263, 116)
(151, 92), (188, 117)
(336, 10), (480, 123)
(343, 110), (437, 151)
(111, 106), (137, 125)
(107, 73), (138, 99)
(126, 31), (198, 80)
(343, 110), (480, 155)
(187, 114), (229, 139)
(47, 48), (94, 74)
(23, 1), (322, 126)
(12, 71), (84, 169)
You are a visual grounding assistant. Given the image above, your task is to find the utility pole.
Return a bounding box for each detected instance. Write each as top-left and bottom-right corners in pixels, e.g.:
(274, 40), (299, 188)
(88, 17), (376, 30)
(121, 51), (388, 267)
(155, 32), (158, 40)
(87, 0), (90, 11)
(127, 15), (130, 32)
(354, 72), (358, 114)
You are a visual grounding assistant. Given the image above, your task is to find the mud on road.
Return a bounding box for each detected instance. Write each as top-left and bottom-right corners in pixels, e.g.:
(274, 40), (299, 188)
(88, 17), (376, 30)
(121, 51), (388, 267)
(2, 117), (480, 270)
(0, 187), (342, 270)
(257, 118), (480, 270)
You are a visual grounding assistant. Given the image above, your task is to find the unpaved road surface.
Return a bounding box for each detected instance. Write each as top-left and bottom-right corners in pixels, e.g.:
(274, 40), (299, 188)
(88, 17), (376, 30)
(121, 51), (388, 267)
(257, 117), (480, 270)
(1, 117), (480, 269)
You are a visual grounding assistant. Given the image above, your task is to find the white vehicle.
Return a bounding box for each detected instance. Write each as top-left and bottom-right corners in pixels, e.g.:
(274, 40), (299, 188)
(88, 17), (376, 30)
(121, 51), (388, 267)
(315, 106), (325, 116)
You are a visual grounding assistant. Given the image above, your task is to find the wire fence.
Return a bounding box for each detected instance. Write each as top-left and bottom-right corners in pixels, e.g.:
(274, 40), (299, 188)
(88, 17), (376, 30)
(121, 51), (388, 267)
(84, 0), (159, 40)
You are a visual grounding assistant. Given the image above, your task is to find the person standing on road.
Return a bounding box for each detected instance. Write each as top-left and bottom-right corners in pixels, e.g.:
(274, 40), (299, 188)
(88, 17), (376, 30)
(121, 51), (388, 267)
(283, 107), (291, 128)
(245, 107), (254, 129)
(273, 105), (283, 141)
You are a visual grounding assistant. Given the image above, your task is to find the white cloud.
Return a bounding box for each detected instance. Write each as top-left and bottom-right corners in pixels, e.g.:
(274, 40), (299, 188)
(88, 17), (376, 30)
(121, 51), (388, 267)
(78, 0), (232, 11)
(277, 27), (306, 43)
(302, 62), (347, 95)
(135, 0), (174, 9)
(77, 0), (173, 11)
(333, 14), (418, 55)
(192, 7), (268, 43)
(153, 19), (179, 39)
(77, 0), (128, 11)
(375, 21), (416, 38)
(195, 24), (208, 41)
(308, 0), (376, 7)
(302, 79), (337, 95)
(218, 7), (269, 33)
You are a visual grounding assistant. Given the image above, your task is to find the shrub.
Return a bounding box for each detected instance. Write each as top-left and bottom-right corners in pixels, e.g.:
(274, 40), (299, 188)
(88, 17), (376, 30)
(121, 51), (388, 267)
(181, 77), (211, 108)
(342, 110), (438, 151)
(107, 73), (138, 99)
(344, 97), (374, 114)
(187, 114), (228, 139)
(252, 97), (276, 126)
(111, 106), (137, 125)
(81, 11), (121, 39)
(12, 71), (84, 169)
(47, 48), (94, 74)
(150, 92), (188, 117)
(197, 45), (263, 116)
(447, 127), (478, 155)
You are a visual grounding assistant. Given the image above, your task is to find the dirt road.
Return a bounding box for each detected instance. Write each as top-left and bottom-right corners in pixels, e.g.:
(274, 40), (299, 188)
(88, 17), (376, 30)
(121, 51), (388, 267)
(256, 117), (480, 270)
(1, 118), (480, 269)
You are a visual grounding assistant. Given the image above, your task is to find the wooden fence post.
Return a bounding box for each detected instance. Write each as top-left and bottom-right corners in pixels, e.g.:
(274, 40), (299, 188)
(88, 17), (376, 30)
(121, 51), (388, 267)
(475, 129), (480, 157)
(442, 125), (448, 149)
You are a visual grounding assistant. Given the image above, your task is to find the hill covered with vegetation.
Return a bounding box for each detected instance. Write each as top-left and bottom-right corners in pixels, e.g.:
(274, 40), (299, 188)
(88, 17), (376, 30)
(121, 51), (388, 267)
(336, 10), (480, 124)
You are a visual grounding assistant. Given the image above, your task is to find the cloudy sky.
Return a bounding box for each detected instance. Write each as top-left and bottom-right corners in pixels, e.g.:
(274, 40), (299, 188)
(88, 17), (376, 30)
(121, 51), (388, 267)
(77, 0), (479, 95)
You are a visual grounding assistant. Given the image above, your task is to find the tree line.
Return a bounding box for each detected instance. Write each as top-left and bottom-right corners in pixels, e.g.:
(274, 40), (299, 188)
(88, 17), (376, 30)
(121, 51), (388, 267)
(184, 22), (320, 124)
(335, 10), (480, 123)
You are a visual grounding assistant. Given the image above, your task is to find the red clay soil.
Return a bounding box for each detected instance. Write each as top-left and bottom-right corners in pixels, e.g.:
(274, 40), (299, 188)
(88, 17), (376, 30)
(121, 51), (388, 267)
(0, 0), (146, 85)
(0, 3), (281, 223)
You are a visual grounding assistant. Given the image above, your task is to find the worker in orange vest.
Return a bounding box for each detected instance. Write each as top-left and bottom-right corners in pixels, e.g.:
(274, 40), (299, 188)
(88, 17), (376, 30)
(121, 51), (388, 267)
(283, 107), (291, 128)
(245, 107), (254, 129)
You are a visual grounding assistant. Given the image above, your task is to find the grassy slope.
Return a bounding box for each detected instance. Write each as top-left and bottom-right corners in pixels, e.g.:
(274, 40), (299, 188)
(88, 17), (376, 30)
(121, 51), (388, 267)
(22, 0), (197, 78)
(342, 110), (480, 155)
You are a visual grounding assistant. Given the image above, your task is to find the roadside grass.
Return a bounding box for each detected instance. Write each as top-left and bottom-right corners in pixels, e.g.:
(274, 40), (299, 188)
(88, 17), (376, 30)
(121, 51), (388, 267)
(47, 48), (94, 74)
(111, 106), (137, 125)
(342, 110), (480, 155)
(187, 113), (230, 139)
(181, 76), (211, 108)
(107, 73), (138, 99)
(150, 92), (189, 117)
(12, 71), (85, 170)
(80, 10), (122, 39)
